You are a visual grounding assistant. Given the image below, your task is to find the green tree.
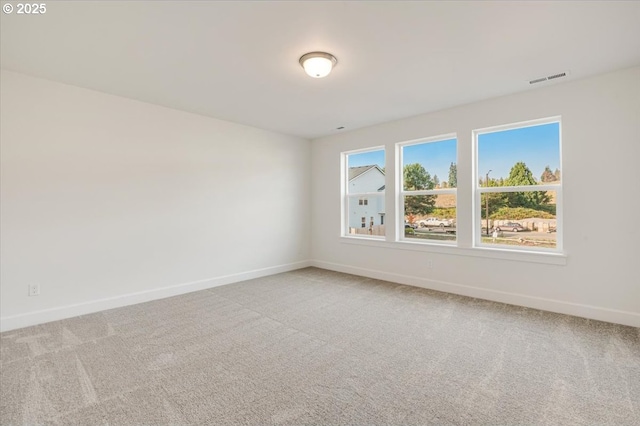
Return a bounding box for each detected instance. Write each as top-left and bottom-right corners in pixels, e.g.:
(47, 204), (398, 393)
(403, 163), (435, 215)
(433, 174), (440, 188)
(506, 161), (537, 186)
(448, 162), (457, 188)
(505, 162), (550, 208)
(404, 163), (433, 190)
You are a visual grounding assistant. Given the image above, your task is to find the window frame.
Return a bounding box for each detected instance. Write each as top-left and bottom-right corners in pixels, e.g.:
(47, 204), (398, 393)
(396, 134), (458, 245)
(472, 116), (563, 253)
(338, 117), (566, 265)
(341, 146), (386, 239)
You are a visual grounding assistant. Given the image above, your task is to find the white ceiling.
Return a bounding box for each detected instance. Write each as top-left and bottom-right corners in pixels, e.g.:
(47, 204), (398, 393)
(2, 1), (639, 139)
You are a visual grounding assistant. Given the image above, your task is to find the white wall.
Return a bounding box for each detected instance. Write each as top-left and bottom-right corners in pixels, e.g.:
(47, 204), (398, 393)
(3, 67), (638, 330)
(0, 70), (311, 331)
(311, 66), (640, 327)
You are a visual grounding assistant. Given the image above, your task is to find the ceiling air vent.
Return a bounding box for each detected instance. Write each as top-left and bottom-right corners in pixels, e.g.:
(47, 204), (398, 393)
(529, 77), (548, 84)
(547, 72), (567, 80)
(529, 71), (570, 85)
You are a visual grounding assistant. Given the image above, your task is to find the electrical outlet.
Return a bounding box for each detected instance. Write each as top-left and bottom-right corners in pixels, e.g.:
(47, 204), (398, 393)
(28, 284), (40, 296)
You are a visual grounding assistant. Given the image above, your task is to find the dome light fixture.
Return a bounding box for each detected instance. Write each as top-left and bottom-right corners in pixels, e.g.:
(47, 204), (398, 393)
(299, 51), (337, 78)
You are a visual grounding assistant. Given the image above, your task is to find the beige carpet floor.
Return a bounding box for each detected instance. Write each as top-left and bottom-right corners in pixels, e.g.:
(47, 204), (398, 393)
(1, 267), (639, 425)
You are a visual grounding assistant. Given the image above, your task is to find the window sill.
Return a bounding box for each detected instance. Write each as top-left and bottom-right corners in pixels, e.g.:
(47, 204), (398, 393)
(340, 236), (567, 265)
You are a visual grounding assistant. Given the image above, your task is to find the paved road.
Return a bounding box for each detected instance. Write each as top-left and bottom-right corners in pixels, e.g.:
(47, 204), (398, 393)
(415, 227), (557, 241)
(500, 230), (556, 241)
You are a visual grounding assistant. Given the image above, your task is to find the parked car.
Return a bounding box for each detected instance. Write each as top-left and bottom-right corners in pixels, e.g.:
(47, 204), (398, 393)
(418, 217), (453, 228)
(404, 222), (418, 229)
(494, 222), (527, 232)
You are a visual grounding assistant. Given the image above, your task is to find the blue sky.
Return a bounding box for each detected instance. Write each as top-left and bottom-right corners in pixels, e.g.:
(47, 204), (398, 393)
(403, 138), (457, 183)
(346, 139), (456, 183)
(347, 122), (560, 184)
(478, 122), (560, 181)
(348, 149), (386, 169)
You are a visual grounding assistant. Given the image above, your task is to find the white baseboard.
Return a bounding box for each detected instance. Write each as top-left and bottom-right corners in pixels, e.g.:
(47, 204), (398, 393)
(4, 259), (637, 331)
(311, 260), (640, 328)
(0, 260), (312, 332)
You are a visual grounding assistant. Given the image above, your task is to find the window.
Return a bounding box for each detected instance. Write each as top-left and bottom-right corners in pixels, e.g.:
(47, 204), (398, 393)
(340, 117), (563, 262)
(343, 148), (386, 238)
(474, 118), (561, 251)
(398, 135), (457, 243)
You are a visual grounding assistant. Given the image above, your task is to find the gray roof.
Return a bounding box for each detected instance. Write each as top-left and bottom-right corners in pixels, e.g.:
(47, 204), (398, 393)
(349, 165), (384, 181)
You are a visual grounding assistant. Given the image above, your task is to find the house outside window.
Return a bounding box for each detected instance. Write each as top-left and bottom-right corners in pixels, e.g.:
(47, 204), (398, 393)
(343, 148), (385, 238)
(341, 118), (562, 258)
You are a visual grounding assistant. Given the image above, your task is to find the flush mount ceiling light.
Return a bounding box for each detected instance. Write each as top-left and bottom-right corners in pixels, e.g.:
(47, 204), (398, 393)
(299, 52), (337, 78)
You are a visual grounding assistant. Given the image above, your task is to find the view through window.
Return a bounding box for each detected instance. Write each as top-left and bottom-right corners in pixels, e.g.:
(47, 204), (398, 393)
(340, 117), (561, 255)
(399, 136), (457, 243)
(344, 148), (385, 238)
(476, 119), (561, 250)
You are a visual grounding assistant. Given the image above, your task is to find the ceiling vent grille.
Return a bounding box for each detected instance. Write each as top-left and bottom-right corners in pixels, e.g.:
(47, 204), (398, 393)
(529, 77), (548, 84)
(529, 71), (569, 85)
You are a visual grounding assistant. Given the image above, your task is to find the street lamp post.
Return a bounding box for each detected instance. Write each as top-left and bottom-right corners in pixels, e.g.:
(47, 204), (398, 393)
(485, 170), (492, 235)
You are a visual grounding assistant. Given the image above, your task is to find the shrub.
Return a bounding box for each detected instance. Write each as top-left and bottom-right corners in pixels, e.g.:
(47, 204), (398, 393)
(431, 207), (457, 219)
(536, 204), (557, 215)
(489, 207), (555, 220)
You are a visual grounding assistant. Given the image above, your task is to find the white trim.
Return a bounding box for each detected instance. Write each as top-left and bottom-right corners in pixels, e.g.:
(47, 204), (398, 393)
(340, 236), (567, 265)
(396, 132), (458, 149)
(0, 260), (312, 332)
(396, 134), (459, 245)
(555, 119), (564, 252)
(478, 184), (560, 193)
(347, 191), (384, 198)
(311, 260), (640, 328)
(394, 142), (404, 242)
(342, 146), (386, 238)
(342, 145), (386, 156)
(401, 188), (457, 196)
(473, 116), (562, 135)
(472, 116), (563, 253)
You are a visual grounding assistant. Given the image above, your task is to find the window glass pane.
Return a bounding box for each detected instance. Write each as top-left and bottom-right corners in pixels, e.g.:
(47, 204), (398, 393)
(348, 194), (385, 236)
(480, 190), (557, 249)
(478, 122), (560, 186)
(402, 138), (457, 189)
(347, 150), (385, 195)
(404, 195), (456, 242)
(475, 119), (561, 252)
(345, 149), (385, 238)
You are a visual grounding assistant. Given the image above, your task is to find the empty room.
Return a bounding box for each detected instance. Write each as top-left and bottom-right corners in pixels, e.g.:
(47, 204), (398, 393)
(1, 1), (639, 425)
